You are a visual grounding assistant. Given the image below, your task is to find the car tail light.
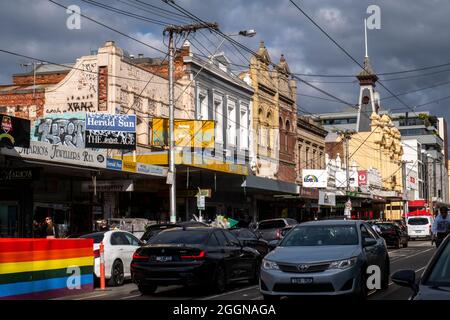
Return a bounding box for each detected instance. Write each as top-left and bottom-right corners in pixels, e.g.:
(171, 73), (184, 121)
(133, 251), (150, 262)
(181, 251), (205, 260)
(93, 249), (100, 258)
(276, 229), (282, 240)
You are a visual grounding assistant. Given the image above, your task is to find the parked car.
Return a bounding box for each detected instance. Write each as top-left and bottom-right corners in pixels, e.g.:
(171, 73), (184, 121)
(392, 219), (408, 232)
(260, 220), (390, 300)
(375, 222), (408, 248)
(406, 215), (434, 240)
(255, 218), (298, 242)
(391, 234), (450, 299)
(79, 230), (143, 286)
(131, 227), (261, 294)
(140, 221), (210, 243)
(229, 227), (270, 256)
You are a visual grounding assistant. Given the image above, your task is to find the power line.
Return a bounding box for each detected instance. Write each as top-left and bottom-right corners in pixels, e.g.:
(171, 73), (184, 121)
(48, 0), (166, 55)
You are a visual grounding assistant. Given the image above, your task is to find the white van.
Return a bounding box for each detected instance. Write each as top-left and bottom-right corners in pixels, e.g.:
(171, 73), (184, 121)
(407, 215), (434, 240)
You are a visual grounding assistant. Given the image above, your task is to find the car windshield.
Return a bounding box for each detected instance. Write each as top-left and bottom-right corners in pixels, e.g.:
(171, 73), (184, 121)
(258, 220), (286, 229)
(79, 232), (105, 244)
(148, 230), (209, 245)
(280, 225), (359, 246)
(377, 224), (395, 231)
(408, 218), (429, 225)
(424, 241), (450, 287)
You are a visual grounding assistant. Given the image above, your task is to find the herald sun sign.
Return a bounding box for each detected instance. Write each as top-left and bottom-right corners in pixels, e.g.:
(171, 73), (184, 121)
(366, 5), (381, 30)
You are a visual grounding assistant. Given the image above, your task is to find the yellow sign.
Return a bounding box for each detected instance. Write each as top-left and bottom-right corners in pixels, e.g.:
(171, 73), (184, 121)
(122, 161), (137, 173)
(151, 118), (215, 148)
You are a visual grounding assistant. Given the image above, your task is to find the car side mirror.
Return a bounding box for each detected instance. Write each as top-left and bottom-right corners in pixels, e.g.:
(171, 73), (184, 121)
(391, 270), (418, 292)
(363, 238), (377, 247)
(268, 239), (279, 249)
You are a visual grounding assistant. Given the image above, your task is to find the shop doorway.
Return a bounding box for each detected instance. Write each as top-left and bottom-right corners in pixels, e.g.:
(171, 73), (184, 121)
(0, 202), (18, 237)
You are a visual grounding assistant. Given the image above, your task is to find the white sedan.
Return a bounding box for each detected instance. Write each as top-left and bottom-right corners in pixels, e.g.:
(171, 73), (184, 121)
(80, 230), (143, 286)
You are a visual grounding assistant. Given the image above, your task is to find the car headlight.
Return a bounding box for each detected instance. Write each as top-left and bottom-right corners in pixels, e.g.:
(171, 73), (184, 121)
(262, 259), (280, 270)
(328, 257), (357, 270)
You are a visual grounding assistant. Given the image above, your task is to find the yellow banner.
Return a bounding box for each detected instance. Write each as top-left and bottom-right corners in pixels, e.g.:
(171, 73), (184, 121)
(151, 118), (215, 148)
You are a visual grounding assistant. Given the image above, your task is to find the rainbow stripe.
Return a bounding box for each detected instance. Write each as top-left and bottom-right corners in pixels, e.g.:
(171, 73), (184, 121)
(0, 239), (94, 299)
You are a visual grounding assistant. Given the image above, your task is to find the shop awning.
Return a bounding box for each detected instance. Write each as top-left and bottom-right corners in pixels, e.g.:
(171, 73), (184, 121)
(241, 175), (299, 195)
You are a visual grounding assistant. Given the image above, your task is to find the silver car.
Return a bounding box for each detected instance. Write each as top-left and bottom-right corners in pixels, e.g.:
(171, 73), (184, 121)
(260, 220), (389, 300)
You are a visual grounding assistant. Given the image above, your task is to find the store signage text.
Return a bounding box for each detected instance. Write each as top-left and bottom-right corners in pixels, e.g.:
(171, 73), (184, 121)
(0, 141), (106, 169)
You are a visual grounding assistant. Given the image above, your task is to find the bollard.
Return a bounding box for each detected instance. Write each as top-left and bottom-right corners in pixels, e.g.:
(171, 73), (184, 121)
(99, 241), (105, 290)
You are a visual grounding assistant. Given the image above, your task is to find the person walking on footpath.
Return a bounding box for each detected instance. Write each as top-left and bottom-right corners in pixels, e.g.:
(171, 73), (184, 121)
(432, 206), (450, 248)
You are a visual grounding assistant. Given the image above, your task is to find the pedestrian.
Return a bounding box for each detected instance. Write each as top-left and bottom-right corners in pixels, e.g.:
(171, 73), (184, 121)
(432, 206), (450, 248)
(44, 216), (58, 239)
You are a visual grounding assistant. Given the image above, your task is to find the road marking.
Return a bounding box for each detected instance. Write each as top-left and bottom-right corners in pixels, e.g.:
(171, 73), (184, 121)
(390, 248), (434, 264)
(201, 285), (258, 300)
(74, 293), (110, 300)
(119, 294), (142, 300)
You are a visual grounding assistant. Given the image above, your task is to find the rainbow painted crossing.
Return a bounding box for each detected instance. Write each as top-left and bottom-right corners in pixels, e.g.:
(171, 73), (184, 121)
(0, 239), (94, 299)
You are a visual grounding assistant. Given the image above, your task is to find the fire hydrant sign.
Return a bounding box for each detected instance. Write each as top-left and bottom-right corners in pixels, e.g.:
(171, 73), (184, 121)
(85, 113), (136, 150)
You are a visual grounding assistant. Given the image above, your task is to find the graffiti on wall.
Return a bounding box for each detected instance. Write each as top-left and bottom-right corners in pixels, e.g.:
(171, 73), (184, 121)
(33, 114), (85, 148)
(78, 62), (98, 94)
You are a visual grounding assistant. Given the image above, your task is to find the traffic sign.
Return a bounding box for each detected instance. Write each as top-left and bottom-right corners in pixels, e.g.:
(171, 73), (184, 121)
(197, 195), (205, 210)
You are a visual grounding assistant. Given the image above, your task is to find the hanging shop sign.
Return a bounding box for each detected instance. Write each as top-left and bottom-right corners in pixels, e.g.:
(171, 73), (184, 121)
(0, 114), (30, 148)
(85, 113), (136, 150)
(319, 191), (336, 206)
(302, 169), (328, 188)
(81, 180), (134, 192)
(358, 170), (367, 186)
(197, 195), (206, 210)
(106, 158), (123, 171)
(0, 140), (106, 169)
(136, 162), (168, 177)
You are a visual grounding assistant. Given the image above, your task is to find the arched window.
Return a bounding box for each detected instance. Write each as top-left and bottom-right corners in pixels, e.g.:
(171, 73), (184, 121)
(267, 112), (272, 148)
(285, 120), (290, 151)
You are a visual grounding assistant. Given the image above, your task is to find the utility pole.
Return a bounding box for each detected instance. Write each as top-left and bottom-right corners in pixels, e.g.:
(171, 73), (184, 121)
(337, 129), (355, 219)
(401, 160), (414, 216)
(337, 130), (355, 192)
(163, 22), (218, 224)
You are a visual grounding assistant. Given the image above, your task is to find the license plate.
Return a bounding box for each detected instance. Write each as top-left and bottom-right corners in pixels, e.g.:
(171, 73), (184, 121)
(291, 277), (313, 284)
(156, 256), (172, 262)
(415, 230), (422, 233)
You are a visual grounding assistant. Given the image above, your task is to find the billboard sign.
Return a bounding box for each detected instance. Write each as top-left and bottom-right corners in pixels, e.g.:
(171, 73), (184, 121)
(85, 114), (136, 150)
(0, 114), (30, 148)
(319, 191), (336, 206)
(302, 169), (328, 188)
(151, 118), (215, 148)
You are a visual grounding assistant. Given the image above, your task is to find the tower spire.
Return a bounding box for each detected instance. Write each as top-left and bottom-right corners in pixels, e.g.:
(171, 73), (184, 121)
(364, 18), (368, 58)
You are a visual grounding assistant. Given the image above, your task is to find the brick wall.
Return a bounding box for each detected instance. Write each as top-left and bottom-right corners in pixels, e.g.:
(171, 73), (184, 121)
(326, 141), (344, 160)
(13, 73), (68, 86)
(0, 92), (45, 119)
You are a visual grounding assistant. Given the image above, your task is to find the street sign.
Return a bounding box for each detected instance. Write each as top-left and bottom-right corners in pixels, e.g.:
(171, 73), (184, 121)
(196, 189), (212, 197)
(344, 199), (352, 218)
(197, 195), (205, 210)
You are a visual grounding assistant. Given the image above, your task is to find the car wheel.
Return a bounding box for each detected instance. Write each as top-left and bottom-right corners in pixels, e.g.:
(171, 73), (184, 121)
(249, 260), (261, 285)
(263, 294), (280, 302)
(108, 259), (125, 287)
(395, 239), (401, 249)
(138, 283), (157, 295)
(213, 265), (227, 293)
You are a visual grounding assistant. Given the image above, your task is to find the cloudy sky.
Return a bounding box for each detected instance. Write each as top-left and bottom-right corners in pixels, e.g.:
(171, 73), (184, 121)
(1, 0), (450, 130)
